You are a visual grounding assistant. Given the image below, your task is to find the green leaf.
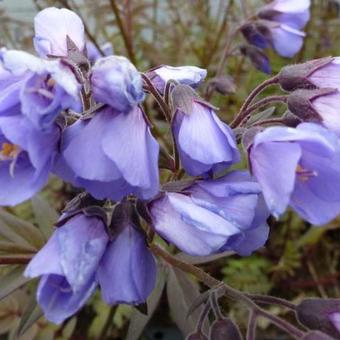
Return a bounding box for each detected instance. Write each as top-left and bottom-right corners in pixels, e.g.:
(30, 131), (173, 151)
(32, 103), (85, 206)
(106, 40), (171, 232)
(0, 265), (31, 301)
(167, 267), (205, 337)
(31, 195), (58, 240)
(16, 292), (43, 337)
(246, 106), (276, 126)
(0, 208), (45, 250)
(126, 265), (168, 340)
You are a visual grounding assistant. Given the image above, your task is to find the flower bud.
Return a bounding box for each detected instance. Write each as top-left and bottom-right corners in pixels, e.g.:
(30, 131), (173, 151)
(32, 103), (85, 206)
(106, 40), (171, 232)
(240, 44), (271, 74)
(296, 298), (340, 337)
(302, 331), (336, 340)
(278, 57), (334, 91)
(91, 56), (144, 112)
(209, 318), (242, 340)
(287, 88), (340, 135)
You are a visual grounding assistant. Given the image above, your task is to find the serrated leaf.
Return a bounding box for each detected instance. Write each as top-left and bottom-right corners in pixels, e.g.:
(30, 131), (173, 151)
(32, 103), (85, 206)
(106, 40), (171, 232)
(16, 293), (43, 337)
(31, 195), (58, 240)
(167, 267), (204, 337)
(126, 265), (168, 340)
(0, 209), (44, 250)
(0, 265), (31, 301)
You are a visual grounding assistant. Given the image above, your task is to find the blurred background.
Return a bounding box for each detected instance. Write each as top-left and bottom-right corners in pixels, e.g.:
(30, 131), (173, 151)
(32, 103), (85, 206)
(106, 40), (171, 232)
(0, 1), (340, 339)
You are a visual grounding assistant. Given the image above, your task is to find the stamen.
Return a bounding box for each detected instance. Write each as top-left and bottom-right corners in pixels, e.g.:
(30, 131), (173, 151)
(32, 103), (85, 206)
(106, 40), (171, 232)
(0, 143), (21, 177)
(296, 164), (318, 181)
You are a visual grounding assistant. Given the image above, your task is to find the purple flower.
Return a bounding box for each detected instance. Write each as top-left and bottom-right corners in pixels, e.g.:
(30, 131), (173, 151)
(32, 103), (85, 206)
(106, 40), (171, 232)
(91, 56), (144, 113)
(97, 223), (157, 305)
(57, 106), (159, 201)
(25, 211), (157, 324)
(172, 95), (239, 176)
(242, 21), (306, 58)
(249, 123), (340, 225)
(0, 53), (28, 116)
(0, 114), (59, 206)
(2, 50), (81, 129)
(149, 171), (269, 256)
(258, 0), (311, 30)
(147, 65), (207, 93)
(24, 214), (108, 324)
(34, 7), (85, 58)
(329, 312), (340, 334)
(278, 57), (340, 91)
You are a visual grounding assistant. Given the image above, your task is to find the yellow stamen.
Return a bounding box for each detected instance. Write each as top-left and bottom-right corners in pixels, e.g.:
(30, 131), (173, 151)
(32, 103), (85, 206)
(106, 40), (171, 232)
(296, 164), (318, 182)
(0, 143), (20, 160)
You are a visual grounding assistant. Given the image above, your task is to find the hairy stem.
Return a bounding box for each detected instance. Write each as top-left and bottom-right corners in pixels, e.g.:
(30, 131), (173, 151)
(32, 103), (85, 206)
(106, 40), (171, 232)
(230, 76), (280, 128)
(142, 74), (172, 122)
(247, 294), (296, 310)
(151, 244), (305, 339)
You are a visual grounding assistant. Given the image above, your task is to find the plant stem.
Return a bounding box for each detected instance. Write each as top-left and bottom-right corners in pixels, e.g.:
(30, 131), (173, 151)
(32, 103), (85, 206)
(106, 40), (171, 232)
(230, 76), (279, 128)
(246, 311), (257, 340)
(246, 294), (296, 310)
(150, 244), (305, 339)
(142, 74), (172, 122)
(99, 305), (117, 340)
(109, 0), (136, 65)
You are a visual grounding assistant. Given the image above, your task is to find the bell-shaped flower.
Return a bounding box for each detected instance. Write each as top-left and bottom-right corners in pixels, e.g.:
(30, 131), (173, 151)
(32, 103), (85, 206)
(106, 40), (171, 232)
(242, 20), (306, 58)
(258, 0), (311, 30)
(147, 65), (207, 93)
(171, 85), (239, 176)
(249, 123), (340, 225)
(97, 222), (157, 305)
(24, 214), (109, 324)
(91, 56), (144, 113)
(2, 50), (81, 129)
(149, 171), (269, 256)
(34, 7), (85, 58)
(57, 106), (159, 201)
(0, 114), (60, 206)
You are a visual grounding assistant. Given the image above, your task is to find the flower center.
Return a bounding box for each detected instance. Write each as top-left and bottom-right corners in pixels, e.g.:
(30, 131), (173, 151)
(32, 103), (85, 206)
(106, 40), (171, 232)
(296, 164), (318, 182)
(0, 143), (20, 160)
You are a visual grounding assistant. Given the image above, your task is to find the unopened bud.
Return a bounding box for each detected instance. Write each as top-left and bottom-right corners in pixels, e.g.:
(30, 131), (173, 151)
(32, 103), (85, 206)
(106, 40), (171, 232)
(209, 318), (242, 340)
(296, 298), (340, 338)
(302, 330), (336, 340)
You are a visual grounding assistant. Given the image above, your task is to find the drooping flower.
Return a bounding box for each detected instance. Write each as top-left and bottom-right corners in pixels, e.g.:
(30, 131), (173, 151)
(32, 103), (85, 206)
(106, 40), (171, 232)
(33, 7), (85, 58)
(249, 123), (340, 225)
(25, 204), (157, 324)
(2, 50), (81, 129)
(258, 0), (311, 30)
(149, 171), (269, 256)
(147, 65), (207, 93)
(24, 214), (108, 324)
(91, 56), (144, 113)
(171, 85), (239, 176)
(57, 106), (159, 201)
(242, 20), (306, 58)
(97, 222), (157, 305)
(0, 114), (60, 206)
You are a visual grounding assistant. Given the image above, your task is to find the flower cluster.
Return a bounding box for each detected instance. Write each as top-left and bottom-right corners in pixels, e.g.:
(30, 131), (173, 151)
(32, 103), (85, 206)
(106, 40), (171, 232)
(240, 0), (311, 73)
(1, 1), (340, 327)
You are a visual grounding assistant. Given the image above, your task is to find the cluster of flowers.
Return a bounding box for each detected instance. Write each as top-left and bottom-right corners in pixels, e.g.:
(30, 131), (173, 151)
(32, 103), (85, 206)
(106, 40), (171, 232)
(240, 0), (311, 73)
(1, 2), (340, 327)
